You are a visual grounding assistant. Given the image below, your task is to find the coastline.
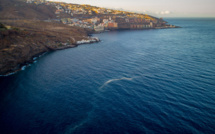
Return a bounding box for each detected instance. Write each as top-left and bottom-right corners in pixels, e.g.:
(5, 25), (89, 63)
(0, 0), (180, 76)
(0, 52), (48, 77)
(0, 26), (180, 76)
(0, 35), (100, 76)
(0, 21), (178, 76)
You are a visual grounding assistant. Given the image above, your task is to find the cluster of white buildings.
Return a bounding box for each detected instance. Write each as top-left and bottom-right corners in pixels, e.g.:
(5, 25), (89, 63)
(61, 18), (93, 29)
(26, 1), (165, 31)
(60, 16), (119, 32)
(26, 0), (46, 4)
(55, 5), (89, 16)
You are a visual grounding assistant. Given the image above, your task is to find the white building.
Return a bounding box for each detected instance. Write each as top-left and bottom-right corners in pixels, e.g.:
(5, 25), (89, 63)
(103, 19), (109, 24)
(26, 0), (33, 3)
(26, 0), (46, 4)
(94, 24), (104, 32)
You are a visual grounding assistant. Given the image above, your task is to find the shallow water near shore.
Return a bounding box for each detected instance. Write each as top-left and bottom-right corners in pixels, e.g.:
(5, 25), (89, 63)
(0, 18), (215, 133)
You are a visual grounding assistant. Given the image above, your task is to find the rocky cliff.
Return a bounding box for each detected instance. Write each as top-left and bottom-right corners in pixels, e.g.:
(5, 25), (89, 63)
(0, 0), (97, 75)
(0, 21), (92, 75)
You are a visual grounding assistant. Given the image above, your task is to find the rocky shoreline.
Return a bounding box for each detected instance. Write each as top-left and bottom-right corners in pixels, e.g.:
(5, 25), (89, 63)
(0, 22), (181, 76)
(0, 39), (100, 76)
(0, 19), (181, 76)
(0, 21), (100, 76)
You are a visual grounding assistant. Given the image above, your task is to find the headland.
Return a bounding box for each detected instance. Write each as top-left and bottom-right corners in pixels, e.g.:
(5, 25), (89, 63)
(0, 0), (179, 76)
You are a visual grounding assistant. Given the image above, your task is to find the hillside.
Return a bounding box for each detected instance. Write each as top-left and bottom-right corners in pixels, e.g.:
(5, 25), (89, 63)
(0, 20), (94, 75)
(0, 0), (70, 20)
(0, 0), (95, 75)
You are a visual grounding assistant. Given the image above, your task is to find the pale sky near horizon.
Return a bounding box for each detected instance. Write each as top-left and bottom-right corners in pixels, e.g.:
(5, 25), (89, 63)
(49, 0), (215, 18)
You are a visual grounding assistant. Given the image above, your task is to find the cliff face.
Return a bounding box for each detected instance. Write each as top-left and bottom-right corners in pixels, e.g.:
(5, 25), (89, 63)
(0, 29), (49, 74)
(0, 20), (90, 75)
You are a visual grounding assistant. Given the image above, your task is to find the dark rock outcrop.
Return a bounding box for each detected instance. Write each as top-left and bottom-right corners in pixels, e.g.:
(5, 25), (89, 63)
(0, 21), (91, 75)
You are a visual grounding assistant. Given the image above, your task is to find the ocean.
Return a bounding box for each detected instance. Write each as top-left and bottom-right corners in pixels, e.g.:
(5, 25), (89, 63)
(0, 18), (215, 134)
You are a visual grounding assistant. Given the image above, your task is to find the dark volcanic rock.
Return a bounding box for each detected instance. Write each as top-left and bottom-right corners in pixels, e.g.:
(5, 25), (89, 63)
(0, 20), (90, 75)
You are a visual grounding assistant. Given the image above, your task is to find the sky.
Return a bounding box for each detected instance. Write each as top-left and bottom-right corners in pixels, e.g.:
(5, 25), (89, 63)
(49, 0), (215, 18)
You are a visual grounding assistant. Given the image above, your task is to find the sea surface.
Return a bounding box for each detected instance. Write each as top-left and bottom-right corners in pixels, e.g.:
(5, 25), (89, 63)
(0, 18), (215, 134)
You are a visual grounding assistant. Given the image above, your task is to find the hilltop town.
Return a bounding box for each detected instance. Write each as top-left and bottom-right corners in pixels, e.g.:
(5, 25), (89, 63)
(26, 0), (176, 32)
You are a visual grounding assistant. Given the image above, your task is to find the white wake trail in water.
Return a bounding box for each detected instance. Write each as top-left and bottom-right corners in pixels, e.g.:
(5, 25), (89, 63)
(99, 77), (134, 89)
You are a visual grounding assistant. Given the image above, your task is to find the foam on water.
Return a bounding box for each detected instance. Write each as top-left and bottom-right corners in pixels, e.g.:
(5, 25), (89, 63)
(0, 72), (17, 77)
(21, 65), (27, 70)
(99, 77), (133, 89)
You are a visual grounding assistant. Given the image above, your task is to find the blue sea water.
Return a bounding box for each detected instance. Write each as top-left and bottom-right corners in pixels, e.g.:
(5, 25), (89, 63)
(0, 18), (215, 134)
